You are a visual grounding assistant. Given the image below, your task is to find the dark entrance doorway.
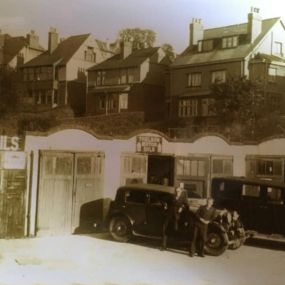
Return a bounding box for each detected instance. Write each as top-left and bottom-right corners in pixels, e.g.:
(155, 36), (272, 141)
(147, 155), (174, 186)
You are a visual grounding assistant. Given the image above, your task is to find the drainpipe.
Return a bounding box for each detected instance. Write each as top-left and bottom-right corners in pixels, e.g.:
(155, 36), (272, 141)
(26, 151), (34, 237)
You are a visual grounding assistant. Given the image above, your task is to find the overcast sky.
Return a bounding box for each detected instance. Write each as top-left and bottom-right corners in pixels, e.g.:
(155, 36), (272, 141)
(1, 0), (285, 53)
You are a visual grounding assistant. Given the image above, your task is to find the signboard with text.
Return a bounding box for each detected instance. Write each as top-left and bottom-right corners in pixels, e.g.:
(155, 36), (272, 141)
(0, 135), (23, 151)
(136, 136), (162, 153)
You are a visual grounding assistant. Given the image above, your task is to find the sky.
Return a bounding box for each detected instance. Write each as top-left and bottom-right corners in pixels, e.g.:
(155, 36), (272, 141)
(1, 0), (285, 53)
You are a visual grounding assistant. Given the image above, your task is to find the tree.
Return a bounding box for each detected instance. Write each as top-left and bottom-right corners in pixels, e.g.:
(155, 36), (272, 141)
(161, 43), (176, 61)
(210, 76), (281, 139)
(118, 28), (156, 49)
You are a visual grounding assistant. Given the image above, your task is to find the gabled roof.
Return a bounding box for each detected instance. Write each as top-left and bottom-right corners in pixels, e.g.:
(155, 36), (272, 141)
(3, 36), (45, 64)
(89, 47), (160, 71)
(24, 34), (90, 67)
(172, 17), (280, 67)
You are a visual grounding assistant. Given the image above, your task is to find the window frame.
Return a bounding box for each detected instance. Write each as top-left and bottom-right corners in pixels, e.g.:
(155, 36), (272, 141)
(187, 72), (202, 87)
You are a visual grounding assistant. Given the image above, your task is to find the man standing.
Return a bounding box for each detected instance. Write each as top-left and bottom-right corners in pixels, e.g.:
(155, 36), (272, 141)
(174, 182), (189, 231)
(190, 198), (217, 257)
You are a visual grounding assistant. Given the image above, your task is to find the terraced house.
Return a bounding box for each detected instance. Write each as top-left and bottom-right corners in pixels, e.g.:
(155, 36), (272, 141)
(167, 7), (285, 126)
(86, 42), (171, 121)
(21, 28), (113, 116)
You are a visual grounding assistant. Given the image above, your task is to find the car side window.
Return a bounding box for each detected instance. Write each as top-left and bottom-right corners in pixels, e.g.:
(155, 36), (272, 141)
(125, 190), (147, 204)
(242, 184), (260, 198)
(267, 187), (284, 205)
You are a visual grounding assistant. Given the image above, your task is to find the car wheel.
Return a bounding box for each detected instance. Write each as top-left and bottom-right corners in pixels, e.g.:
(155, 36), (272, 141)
(205, 229), (228, 256)
(109, 216), (131, 242)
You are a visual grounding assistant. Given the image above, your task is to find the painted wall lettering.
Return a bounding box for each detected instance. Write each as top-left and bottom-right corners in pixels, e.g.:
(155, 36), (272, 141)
(0, 136), (21, 151)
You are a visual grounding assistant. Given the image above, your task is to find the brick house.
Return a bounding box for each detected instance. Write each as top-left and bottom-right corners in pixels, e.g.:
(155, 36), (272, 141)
(21, 28), (113, 116)
(86, 42), (171, 121)
(167, 8), (285, 126)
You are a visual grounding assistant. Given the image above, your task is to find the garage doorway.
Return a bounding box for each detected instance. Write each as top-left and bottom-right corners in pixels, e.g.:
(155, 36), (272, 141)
(37, 150), (104, 236)
(147, 155), (174, 186)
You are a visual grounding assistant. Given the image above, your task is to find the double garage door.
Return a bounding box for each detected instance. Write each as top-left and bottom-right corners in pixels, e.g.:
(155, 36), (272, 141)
(37, 151), (104, 236)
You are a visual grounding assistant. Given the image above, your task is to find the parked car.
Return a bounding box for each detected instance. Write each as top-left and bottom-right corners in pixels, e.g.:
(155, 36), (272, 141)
(211, 176), (285, 240)
(107, 183), (245, 256)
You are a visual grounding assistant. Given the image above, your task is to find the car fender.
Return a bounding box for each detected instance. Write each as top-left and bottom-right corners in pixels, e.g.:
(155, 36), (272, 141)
(208, 221), (229, 245)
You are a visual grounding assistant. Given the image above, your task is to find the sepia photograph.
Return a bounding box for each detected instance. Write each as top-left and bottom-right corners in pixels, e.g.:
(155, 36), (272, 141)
(0, 0), (285, 284)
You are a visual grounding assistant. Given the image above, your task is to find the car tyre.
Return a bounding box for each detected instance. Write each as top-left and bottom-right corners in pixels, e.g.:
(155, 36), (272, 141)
(204, 228), (228, 256)
(109, 216), (131, 242)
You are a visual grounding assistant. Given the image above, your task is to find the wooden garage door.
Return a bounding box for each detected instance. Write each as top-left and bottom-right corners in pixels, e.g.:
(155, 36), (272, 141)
(37, 151), (105, 236)
(37, 151), (74, 236)
(72, 152), (104, 232)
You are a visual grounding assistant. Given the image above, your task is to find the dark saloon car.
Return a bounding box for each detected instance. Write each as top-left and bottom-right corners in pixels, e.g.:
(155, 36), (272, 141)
(107, 184), (245, 256)
(212, 177), (285, 240)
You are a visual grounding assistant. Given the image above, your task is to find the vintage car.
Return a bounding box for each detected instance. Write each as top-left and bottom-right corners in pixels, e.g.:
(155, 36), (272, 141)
(107, 184), (246, 256)
(212, 176), (285, 241)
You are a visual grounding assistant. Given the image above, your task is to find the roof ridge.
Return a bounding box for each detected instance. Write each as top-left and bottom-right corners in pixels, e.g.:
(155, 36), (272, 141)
(205, 17), (280, 33)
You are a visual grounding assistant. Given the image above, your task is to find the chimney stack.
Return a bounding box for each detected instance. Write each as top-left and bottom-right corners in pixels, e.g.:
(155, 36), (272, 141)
(120, 41), (132, 59)
(0, 30), (7, 64)
(189, 18), (204, 48)
(26, 30), (40, 49)
(248, 7), (262, 43)
(48, 27), (59, 54)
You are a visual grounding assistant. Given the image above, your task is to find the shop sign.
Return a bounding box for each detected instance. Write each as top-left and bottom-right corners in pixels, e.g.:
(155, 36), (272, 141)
(0, 135), (23, 151)
(136, 136), (162, 153)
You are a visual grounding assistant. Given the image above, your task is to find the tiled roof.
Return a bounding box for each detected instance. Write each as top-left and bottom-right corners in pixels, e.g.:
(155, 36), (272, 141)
(3, 36), (45, 64)
(172, 17), (280, 67)
(24, 34), (90, 67)
(89, 47), (159, 70)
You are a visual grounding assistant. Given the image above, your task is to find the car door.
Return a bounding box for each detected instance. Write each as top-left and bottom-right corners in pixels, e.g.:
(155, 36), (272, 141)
(265, 186), (285, 235)
(145, 192), (172, 237)
(124, 189), (148, 234)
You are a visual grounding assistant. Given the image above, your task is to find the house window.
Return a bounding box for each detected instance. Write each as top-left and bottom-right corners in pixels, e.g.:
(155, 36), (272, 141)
(96, 71), (105, 86)
(202, 40), (214, 51)
(211, 70), (226, 84)
(119, 93), (128, 110)
(127, 68), (139, 83)
(222, 36), (238, 48)
(247, 157), (283, 178)
(176, 158), (206, 177)
(188, 73), (201, 87)
(268, 67), (277, 82)
(212, 158), (233, 175)
(201, 98), (215, 116)
(274, 41), (283, 56)
(85, 47), (96, 62)
(178, 99), (198, 117)
(257, 159), (282, 176)
(120, 69), (127, 84)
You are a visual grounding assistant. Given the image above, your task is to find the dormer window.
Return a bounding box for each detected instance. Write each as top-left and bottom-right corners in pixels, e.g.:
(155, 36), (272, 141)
(198, 40), (213, 52)
(222, 36), (238, 48)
